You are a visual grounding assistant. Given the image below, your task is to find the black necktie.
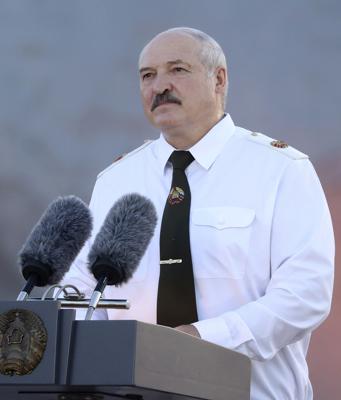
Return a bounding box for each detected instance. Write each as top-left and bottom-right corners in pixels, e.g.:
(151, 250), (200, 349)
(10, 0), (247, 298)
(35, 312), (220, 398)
(157, 150), (198, 327)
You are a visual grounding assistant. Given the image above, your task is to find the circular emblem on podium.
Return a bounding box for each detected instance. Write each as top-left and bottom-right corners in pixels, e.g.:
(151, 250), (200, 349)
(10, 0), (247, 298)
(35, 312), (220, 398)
(0, 308), (47, 376)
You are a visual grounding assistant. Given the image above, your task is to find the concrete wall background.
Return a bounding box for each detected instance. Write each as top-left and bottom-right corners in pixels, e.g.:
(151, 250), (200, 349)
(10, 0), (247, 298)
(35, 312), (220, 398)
(0, 1), (340, 397)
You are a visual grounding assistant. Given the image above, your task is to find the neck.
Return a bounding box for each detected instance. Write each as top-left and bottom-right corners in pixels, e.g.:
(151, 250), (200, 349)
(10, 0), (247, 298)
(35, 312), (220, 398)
(162, 112), (225, 150)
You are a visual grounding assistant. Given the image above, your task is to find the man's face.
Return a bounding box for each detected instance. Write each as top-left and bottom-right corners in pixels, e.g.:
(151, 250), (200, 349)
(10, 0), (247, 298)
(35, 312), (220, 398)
(139, 33), (220, 133)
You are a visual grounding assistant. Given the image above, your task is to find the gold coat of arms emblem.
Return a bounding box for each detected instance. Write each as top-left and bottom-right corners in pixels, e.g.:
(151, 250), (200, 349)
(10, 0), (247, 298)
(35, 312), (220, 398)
(168, 186), (185, 205)
(0, 309), (47, 376)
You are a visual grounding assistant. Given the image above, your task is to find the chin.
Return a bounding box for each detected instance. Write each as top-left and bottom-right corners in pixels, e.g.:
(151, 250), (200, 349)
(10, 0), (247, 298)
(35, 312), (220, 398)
(150, 110), (183, 130)
(152, 117), (181, 131)
(148, 112), (172, 125)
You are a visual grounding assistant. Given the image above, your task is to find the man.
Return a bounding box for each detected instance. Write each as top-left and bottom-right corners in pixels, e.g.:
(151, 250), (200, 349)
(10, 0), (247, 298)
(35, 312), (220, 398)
(63, 27), (334, 399)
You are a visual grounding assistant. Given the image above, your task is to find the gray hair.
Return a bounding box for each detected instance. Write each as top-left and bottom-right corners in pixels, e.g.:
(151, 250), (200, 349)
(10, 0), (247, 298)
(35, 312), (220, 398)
(164, 27), (227, 75)
(139, 27), (228, 106)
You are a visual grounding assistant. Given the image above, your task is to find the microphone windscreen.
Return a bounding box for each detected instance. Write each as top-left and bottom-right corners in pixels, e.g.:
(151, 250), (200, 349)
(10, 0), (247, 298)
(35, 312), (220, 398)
(18, 196), (93, 285)
(88, 193), (157, 285)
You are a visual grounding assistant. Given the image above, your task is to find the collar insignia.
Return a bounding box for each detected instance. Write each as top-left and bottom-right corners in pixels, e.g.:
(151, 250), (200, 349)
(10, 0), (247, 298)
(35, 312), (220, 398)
(270, 140), (289, 149)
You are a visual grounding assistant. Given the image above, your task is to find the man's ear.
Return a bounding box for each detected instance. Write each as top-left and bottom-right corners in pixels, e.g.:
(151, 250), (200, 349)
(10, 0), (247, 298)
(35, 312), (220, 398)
(215, 67), (227, 95)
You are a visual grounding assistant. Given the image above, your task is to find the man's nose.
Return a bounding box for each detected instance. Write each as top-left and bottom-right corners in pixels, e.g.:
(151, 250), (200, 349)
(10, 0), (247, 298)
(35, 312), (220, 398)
(152, 74), (172, 94)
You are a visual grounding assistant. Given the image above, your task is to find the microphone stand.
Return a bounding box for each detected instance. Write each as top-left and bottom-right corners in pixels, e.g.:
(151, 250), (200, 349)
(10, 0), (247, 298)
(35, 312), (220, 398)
(85, 276), (108, 320)
(16, 273), (39, 301)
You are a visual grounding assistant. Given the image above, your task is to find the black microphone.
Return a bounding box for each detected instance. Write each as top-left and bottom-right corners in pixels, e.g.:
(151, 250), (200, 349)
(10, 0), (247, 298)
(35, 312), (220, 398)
(85, 193), (157, 319)
(17, 196), (93, 300)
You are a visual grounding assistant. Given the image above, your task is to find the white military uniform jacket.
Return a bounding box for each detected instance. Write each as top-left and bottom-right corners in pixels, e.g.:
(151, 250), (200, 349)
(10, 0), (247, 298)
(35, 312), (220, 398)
(63, 114), (334, 400)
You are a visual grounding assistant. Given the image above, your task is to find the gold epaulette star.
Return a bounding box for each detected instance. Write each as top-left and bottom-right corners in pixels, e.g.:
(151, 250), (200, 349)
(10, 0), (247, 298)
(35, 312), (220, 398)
(270, 140), (289, 149)
(246, 132), (308, 160)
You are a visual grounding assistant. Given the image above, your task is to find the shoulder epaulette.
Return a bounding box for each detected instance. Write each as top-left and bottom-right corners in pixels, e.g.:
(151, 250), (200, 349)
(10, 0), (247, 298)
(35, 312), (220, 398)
(245, 131), (308, 160)
(97, 140), (154, 179)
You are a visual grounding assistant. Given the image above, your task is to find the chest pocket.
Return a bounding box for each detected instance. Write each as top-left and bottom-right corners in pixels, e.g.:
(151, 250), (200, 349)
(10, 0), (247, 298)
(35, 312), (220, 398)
(191, 207), (255, 279)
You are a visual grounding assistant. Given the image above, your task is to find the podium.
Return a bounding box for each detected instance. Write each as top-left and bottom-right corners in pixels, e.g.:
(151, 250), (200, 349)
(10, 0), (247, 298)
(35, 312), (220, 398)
(0, 301), (251, 400)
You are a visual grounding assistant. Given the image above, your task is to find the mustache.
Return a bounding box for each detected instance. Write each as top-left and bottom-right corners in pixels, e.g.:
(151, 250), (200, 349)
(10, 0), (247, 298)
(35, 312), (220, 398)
(151, 91), (181, 112)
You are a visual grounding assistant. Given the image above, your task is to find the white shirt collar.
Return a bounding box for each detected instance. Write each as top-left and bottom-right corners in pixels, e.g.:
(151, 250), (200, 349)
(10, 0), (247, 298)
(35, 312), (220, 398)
(152, 113), (236, 173)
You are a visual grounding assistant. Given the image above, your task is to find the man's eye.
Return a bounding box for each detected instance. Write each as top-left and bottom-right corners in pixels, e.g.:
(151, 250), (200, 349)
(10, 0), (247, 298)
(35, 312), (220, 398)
(173, 67), (186, 73)
(142, 72), (153, 80)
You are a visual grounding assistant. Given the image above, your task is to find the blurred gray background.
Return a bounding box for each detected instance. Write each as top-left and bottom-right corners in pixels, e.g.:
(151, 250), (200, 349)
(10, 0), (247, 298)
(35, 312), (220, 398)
(1, 0), (340, 398)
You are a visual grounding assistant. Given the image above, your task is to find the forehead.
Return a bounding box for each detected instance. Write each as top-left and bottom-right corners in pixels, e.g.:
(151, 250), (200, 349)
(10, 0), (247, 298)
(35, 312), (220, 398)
(139, 33), (202, 69)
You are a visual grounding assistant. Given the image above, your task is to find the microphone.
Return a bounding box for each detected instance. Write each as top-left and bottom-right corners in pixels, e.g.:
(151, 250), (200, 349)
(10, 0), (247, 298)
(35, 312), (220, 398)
(85, 193), (157, 320)
(17, 196), (93, 300)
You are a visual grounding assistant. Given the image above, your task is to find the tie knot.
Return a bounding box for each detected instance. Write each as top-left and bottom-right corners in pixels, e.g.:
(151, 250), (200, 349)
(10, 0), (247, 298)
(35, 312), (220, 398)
(169, 151), (194, 171)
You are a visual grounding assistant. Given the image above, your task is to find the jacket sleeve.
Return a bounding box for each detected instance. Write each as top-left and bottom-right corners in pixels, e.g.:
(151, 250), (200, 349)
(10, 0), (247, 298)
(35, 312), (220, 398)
(193, 159), (334, 361)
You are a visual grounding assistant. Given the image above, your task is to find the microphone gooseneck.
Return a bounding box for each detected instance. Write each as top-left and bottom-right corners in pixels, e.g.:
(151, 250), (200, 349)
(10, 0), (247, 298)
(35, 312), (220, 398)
(16, 260), (52, 300)
(85, 276), (108, 320)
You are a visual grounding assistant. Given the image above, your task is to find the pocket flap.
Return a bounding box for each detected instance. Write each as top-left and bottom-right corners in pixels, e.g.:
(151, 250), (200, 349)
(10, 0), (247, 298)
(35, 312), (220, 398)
(192, 207), (255, 229)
